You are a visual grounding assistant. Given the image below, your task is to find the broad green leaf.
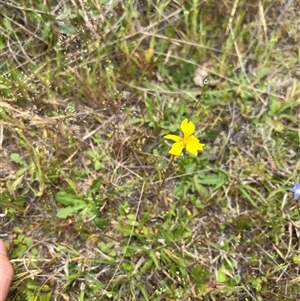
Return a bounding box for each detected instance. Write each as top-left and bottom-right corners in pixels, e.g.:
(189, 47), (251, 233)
(10, 153), (26, 166)
(195, 174), (227, 186)
(55, 192), (85, 206)
(26, 237), (34, 247)
(56, 204), (85, 218)
(31, 248), (39, 256)
(93, 217), (107, 229)
(11, 245), (27, 258)
(217, 267), (228, 283)
(122, 262), (133, 272)
(293, 255), (300, 265)
(3, 18), (11, 30)
(257, 67), (270, 79)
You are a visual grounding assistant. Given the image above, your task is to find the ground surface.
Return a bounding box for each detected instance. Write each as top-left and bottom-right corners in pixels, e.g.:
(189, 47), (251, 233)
(0, 0), (300, 300)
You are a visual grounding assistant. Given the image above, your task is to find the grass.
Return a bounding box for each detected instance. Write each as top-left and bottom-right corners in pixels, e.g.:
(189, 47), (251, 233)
(0, 0), (299, 300)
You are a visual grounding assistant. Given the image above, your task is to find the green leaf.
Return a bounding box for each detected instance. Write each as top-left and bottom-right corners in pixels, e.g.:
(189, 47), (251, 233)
(95, 161), (101, 170)
(257, 67), (270, 79)
(293, 254), (300, 265)
(16, 166), (29, 176)
(31, 248), (39, 256)
(149, 250), (159, 269)
(205, 128), (220, 140)
(10, 153), (26, 166)
(56, 204), (86, 218)
(98, 241), (111, 253)
(238, 184), (268, 206)
(122, 262), (133, 272)
(195, 199), (205, 209)
(26, 290), (34, 300)
(271, 120), (284, 132)
(118, 203), (130, 215)
(55, 192), (85, 206)
(217, 266), (228, 283)
(140, 258), (153, 272)
(93, 217), (107, 229)
(268, 97), (292, 116)
(3, 18), (11, 30)
(238, 186), (257, 208)
(192, 176), (208, 196)
(195, 173), (227, 186)
(38, 292), (52, 301)
(26, 237), (34, 247)
(11, 245), (27, 258)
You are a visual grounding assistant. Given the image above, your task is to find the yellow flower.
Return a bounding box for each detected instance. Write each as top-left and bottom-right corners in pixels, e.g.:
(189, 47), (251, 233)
(164, 118), (205, 156)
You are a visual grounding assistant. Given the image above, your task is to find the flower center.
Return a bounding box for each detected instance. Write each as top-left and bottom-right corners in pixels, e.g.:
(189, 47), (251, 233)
(182, 137), (188, 146)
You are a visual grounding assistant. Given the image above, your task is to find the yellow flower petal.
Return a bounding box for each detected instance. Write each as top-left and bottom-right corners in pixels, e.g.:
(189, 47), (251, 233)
(187, 135), (199, 143)
(197, 142), (205, 150)
(181, 118), (195, 138)
(187, 136), (205, 150)
(169, 142), (184, 156)
(186, 141), (205, 156)
(185, 142), (198, 156)
(164, 134), (182, 142)
(165, 118), (204, 156)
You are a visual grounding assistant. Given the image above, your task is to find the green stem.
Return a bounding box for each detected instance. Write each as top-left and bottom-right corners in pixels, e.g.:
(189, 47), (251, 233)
(155, 155), (175, 203)
(146, 155), (175, 219)
(297, 202), (300, 221)
(188, 77), (209, 120)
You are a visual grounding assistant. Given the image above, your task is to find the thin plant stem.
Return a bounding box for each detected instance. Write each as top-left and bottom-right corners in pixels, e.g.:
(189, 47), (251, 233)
(146, 155), (175, 219)
(188, 77), (209, 120)
(296, 201), (300, 251)
(297, 202), (300, 221)
(154, 155), (175, 204)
